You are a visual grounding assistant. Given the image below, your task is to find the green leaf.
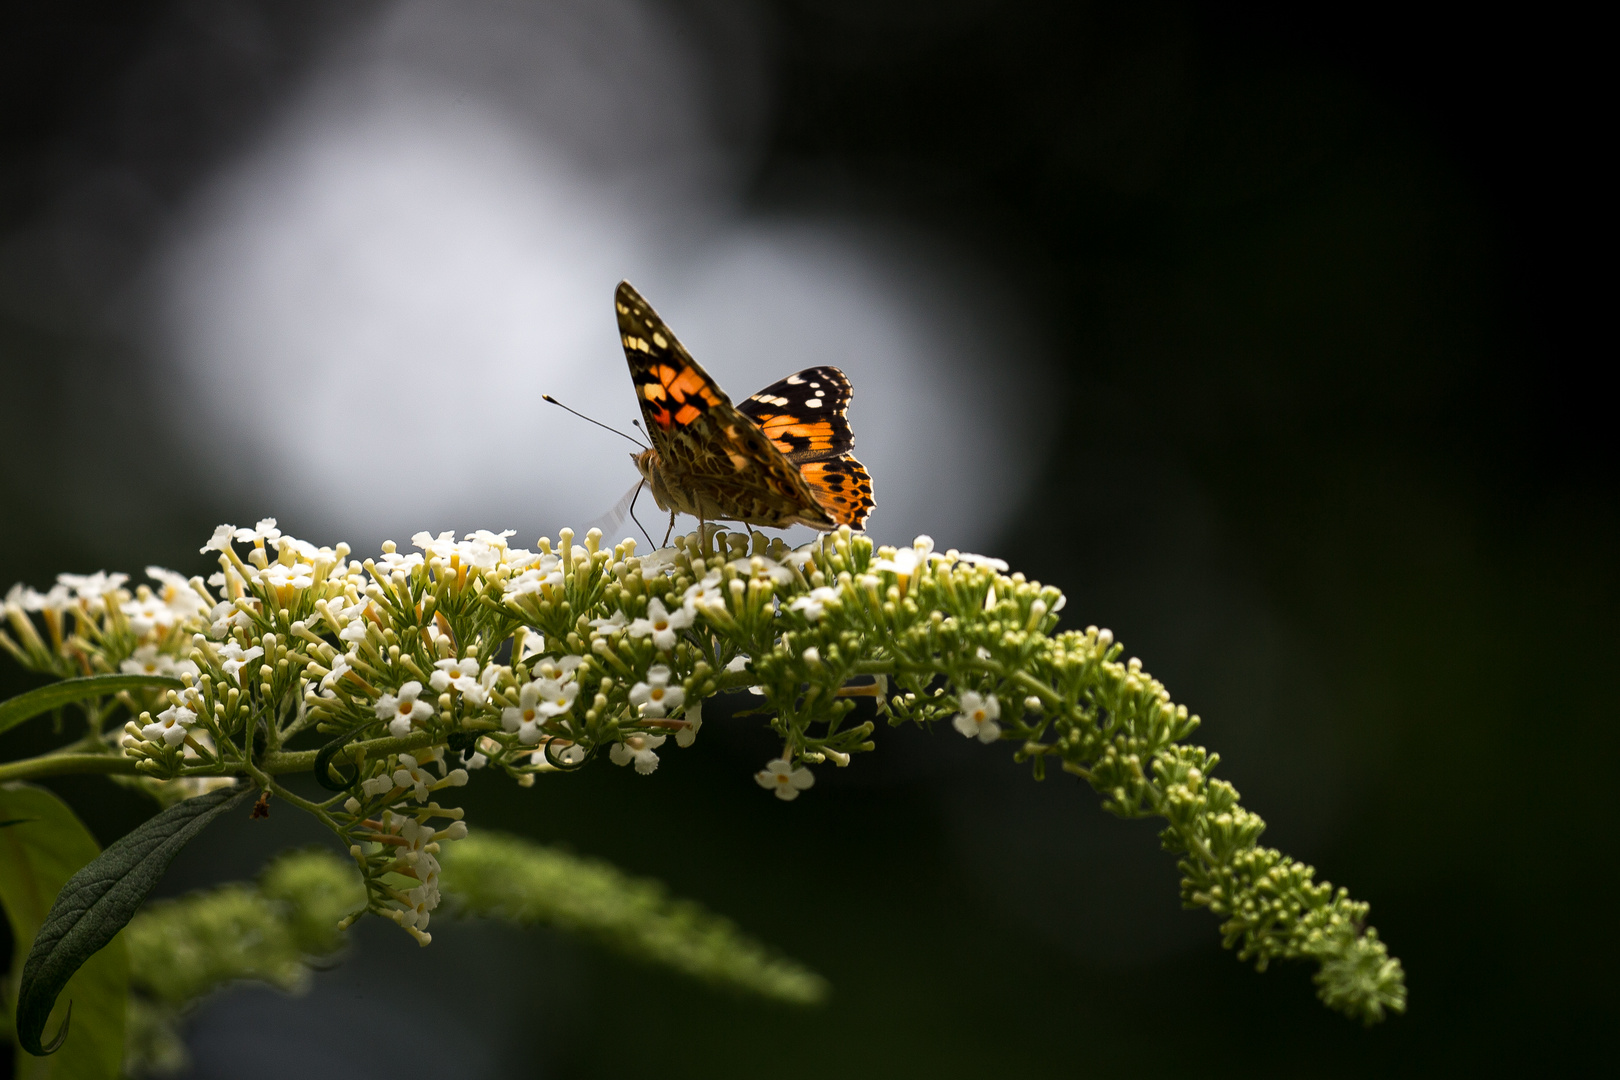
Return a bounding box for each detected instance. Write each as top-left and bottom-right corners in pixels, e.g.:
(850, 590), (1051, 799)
(0, 675), (184, 739)
(13, 782), (250, 1057)
(0, 784), (129, 1080)
(440, 831), (828, 1005)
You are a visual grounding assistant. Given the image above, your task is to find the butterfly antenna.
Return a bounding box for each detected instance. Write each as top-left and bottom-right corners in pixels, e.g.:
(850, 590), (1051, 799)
(542, 395), (648, 448)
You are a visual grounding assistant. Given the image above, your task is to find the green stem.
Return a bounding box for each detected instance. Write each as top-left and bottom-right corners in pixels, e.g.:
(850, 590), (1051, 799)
(0, 729), (442, 784)
(0, 752), (139, 784)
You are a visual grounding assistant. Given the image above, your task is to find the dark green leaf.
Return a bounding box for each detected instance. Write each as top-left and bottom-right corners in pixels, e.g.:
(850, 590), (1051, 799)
(0, 784), (129, 1079)
(0, 675), (184, 739)
(14, 782), (251, 1057)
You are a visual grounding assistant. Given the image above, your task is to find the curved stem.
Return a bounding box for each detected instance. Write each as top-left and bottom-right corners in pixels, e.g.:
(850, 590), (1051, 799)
(0, 727), (443, 785)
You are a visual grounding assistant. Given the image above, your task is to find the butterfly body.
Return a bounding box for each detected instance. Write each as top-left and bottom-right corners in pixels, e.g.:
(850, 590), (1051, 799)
(616, 282), (874, 532)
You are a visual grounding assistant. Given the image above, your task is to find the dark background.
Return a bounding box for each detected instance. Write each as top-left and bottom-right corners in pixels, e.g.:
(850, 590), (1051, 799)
(2, 1), (1611, 1076)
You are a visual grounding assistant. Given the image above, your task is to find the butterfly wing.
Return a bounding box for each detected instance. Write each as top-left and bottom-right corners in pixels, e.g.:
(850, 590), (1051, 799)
(737, 366), (856, 462)
(616, 281), (733, 468)
(798, 455), (875, 529)
(739, 366), (873, 529)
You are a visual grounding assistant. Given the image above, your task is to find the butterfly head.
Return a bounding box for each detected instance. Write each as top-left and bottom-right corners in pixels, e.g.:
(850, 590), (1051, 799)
(632, 447), (677, 515)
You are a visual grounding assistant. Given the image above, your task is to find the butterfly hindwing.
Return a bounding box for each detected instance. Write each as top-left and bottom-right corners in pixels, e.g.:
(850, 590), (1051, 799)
(798, 454), (875, 529)
(737, 366), (855, 463)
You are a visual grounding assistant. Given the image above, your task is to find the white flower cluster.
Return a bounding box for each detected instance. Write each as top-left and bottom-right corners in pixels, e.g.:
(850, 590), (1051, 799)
(6, 517), (1061, 948)
(341, 802), (469, 943)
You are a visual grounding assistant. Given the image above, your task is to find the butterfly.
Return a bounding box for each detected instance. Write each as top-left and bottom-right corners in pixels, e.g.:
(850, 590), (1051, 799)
(615, 281), (875, 539)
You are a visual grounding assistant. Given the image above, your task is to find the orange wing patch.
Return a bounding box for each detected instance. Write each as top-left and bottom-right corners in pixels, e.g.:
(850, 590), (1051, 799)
(799, 456), (875, 529)
(749, 415), (845, 460)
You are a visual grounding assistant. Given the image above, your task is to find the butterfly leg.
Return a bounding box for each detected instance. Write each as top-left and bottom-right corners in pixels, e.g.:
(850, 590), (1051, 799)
(626, 481), (655, 551)
(661, 511), (676, 548)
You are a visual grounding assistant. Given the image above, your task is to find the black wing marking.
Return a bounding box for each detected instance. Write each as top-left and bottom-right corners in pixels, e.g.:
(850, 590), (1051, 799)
(737, 366), (856, 463)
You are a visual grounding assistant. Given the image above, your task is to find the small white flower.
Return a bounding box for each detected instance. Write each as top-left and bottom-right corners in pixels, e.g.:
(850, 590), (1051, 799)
(208, 600), (252, 639)
(461, 528), (516, 569)
(783, 546), (817, 570)
(145, 566), (208, 619)
(676, 700), (703, 748)
(261, 559), (316, 592)
(535, 678), (580, 718)
(234, 518), (281, 545)
(730, 556), (793, 586)
(201, 524), (238, 554)
(872, 536), (936, 582)
(517, 632), (549, 661)
(8, 583), (69, 614)
(789, 586), (841, 622)
(411, 530), (459, 560)
(375, 548), (425, 574)
(628, 597), (693, 651)
(954, 551), (1010, 572)
(220, 641), (267, 684)
(57, 571), (129, 612)
(502, 681), (548, 745)
(635, 548), (681, 576)
(120, 645), (178, 678)
(628, 665), (685, 718)
(120, 596), (171, 637)
(273, 536), (320, 562)
(361, 771), (396, 799)
(724, 654), (750, 674)
(754, 758), (815, 801)
(609, 732), (667, 774)
(534, 654), (584, 682)
(589, 610), (629, 635)
(952, 691), (1002, 743)
(320, 653), (352, 691)
(506, 556), (564, 597)
(392, 753), (436, 802)
(376, 681), (434, 738)
(681, 570), (725, 616)
(142, 704), (196, 747)
(431, 657), (484, 702)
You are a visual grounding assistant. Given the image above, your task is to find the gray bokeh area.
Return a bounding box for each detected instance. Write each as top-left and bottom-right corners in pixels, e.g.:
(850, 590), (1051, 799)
(0, 2), (1608, 1077)
(143, 0), (1050, 553)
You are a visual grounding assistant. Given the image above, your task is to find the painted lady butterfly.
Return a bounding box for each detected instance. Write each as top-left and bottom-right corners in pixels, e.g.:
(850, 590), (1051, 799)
(615, 281), (875, 535)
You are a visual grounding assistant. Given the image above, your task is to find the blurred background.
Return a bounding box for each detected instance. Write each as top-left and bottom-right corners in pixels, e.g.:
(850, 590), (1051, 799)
(0, 1), (1610, 1076)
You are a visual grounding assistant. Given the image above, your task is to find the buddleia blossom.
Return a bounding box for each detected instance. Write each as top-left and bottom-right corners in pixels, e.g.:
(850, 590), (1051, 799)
(629, 597), (693, 651)
(755, 759), (815, 801)
(0, 519), (1405, 1024)
(377, 682), (435, 738)
(610, 733), (666, 774)
(629, 665), (684, 718)
(952, 691), (1002, 743)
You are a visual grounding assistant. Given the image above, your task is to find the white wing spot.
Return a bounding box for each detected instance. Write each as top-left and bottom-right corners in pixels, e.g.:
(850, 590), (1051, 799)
(809, 382), (822, 389)
(786, 374), (806, 385)
(652, 332), (668, 349)
(806, 397), (823, 408)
